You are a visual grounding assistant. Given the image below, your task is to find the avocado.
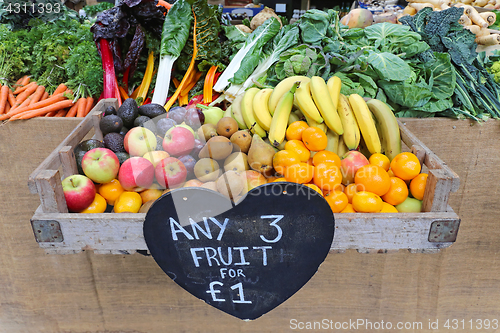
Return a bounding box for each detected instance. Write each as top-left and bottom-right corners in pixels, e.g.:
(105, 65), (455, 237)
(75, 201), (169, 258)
(115, 151), (130, 165)
(134, 115), (156, 133)
(74, 139), (104, 174)
(104, 106), (117, 116)
(100, 115), (123, 136)
(117, 98), (139, 128)
(156, 135), (164, 151)
(138, 103), (166, 119)
(103, 132), (126, 153)
(119, 126), (129, 136)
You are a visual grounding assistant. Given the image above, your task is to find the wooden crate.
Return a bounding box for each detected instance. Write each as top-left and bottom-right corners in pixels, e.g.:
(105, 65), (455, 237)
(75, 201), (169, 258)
(28, 99), (460, 255)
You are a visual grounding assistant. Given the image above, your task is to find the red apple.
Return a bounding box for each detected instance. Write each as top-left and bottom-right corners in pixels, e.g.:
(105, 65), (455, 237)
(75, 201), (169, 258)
(61, 174), (96, 212)
(155, 157), (187, 188)
(81, 148), (120, 184)
(340, 150), (370, 185)
(118, 157), (155, 192)
(123, 127), (158, 157)
(162, 126), (195, 156)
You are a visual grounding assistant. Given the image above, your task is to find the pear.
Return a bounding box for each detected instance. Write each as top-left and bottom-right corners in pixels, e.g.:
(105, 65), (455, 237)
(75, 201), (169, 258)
(197, 124), (218, 142)
(230, 130), (252, 153)
(247, 134), (275, 176)
(198, 136), (233, 160)
(224, 152), (249, 173)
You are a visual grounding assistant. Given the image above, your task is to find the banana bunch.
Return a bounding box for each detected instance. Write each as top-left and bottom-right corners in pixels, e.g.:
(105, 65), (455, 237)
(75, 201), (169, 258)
(228, 75), (401, 159)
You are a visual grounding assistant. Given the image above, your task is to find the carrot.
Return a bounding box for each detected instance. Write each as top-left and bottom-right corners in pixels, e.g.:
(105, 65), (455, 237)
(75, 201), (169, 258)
(76, 97), (86, 117)
(10, 83), (38, 110)
(54, 109), (67, 117)
(66, 99), (80, 117)
(5, 101), (10, 113)
(52, 83), (67, 96)
(13, 81), (36, 95)
(15, 76), (26, 85)
(28, 86), (46, 106)
(11, 99), (75, 120)
(165, 9), (198, 111)
(7, 88), (15, 107)
(20, 75), (30, 86)
(119, 86), (130, 101)
(45, 111), (57, 117)
(0, 92), (68, 120)
(40, 91), (49, 101)
(0, 85), (9, 115)
(84, 97), (95, 116)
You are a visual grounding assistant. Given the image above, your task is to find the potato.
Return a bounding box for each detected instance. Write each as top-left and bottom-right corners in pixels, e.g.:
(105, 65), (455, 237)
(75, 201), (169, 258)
(250, 7), (282, 30)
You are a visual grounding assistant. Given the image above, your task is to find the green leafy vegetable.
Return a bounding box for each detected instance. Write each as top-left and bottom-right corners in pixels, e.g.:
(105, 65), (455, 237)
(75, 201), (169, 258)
(275, 44), (330, 80)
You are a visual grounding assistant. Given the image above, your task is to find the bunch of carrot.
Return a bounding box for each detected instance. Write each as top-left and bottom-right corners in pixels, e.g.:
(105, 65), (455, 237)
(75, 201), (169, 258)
(0, 76), (95, 121)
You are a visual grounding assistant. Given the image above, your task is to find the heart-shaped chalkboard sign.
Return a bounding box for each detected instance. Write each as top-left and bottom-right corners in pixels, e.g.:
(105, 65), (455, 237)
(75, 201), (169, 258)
(143, 183), (334, 320)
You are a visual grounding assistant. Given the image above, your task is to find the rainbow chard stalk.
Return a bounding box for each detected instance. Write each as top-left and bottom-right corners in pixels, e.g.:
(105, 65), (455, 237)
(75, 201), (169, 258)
(151, 0), (193, 105)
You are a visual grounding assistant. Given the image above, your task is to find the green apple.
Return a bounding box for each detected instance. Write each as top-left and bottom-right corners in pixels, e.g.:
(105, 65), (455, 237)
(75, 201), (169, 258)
(202, 107), (224, 125)
(395, 197), (423, 213)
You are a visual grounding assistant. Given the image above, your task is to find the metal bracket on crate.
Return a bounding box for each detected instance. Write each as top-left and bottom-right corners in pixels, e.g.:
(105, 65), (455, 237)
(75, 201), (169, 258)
(428, 219), (460, 242)
(31, 220), (63, 243)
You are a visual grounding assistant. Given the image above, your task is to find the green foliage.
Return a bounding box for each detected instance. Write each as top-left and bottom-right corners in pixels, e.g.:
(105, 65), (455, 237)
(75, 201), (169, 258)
(275, 44), (329, 80)
(83, 2), (114, 18)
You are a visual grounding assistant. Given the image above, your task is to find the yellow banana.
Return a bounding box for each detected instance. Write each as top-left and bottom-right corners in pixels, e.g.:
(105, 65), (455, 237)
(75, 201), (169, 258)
(310, 76), (344, 135)
(269, 76), (310, 115)
(241, 88), (266, 137)
(304, 113), (328, 133)
(231, 93), (247, 130)
(252, 88), (273, 131)
(288, 112), (300, 125)
(294, 81), (324, 123)
(337, 94), (360, 150)
(327, 76), (341, 109)
(337, 135), (349, 158)
(325, 129), (339, 154)
(348, 94), (381, 154)
(268, 82), (299, 147)
(366, 98), (402, 161)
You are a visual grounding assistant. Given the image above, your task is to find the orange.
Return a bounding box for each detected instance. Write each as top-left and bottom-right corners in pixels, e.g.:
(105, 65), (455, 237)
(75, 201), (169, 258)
(285, 140), (310, 162)
(98, 179), (125, 205)
(272, 150), (301, 176)
(313, 162), (342, 192)
(266, 176), (280, 182)
(286, 121), (309, 141)
(354, 165), (391, 196)
(284, 163), (314, 184)
(380, 202), (399, 213)
(304, 183), (323, 196)
(381, 177), (409, 206)
(80, 193), (107, 214)
(387, 169), (395, 177)
(140, 187), (163, 204)
(312, 150), (341, 168)
(273, 177), (287, 182)
(340, 203), (356, 213)
(352, 191), (383, 213)
(410, 173), (428, 200)
(390, 152), (421, 180)
(301, 127), (327, 151)
(324, 190), (349, 213)
(369, 153), (390, 171)
(344, 183), (359, 203)
(114, 191), (143, 213)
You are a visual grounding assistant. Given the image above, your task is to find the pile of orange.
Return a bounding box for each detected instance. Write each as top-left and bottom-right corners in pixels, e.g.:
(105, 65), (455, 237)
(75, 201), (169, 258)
(275, 121), (429, 215)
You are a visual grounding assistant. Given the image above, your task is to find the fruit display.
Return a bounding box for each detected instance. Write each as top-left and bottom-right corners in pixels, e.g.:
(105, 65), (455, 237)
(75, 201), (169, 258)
(63, 71), (431, 216)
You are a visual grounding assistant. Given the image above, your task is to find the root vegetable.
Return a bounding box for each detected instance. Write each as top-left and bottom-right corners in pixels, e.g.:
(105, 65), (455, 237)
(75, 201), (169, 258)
(250, 7), (282, 30)
(459, 14), (472, 25)
(235, 24), (252, 33)
(409, 2), (435, 10)
(403, 5), (418, 14)
(464, 24), (481, 34)
(476, 33), (500, 45)
(479, 12), (496, 25)
(474, 0), (489, 6)
(476, 27), (491, 37)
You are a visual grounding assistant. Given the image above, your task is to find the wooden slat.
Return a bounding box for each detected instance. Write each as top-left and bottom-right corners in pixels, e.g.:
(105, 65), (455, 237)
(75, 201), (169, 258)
(35, 170), (68, 213)
(398, 120), (460, 192)
(27, 99), (117, 194)
(92, 109), (104, 141)
(58, 146), (78, 179)
(422, 169), (454, 212)
(30, 209), (459, 253)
